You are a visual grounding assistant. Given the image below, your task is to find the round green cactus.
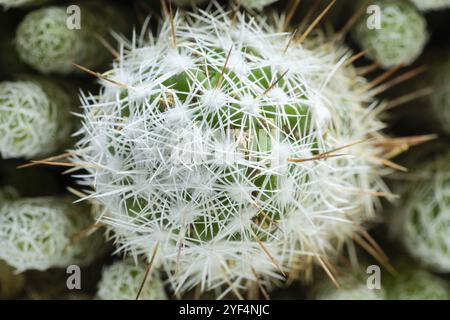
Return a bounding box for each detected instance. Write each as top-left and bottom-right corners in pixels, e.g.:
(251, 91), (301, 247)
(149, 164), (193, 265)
(386, 268), (449, 300)
(0, 79), (72, 159)
(0, 0), (50, 8)
(352, 0), (428, 68)
(411, 0), (450, 11)
(15, 3), (126, 75)
(72, 5), (390, 296)
(394, 151), (450, 272)
(97, 259), (167, 300)
(0, 197), (106, 272)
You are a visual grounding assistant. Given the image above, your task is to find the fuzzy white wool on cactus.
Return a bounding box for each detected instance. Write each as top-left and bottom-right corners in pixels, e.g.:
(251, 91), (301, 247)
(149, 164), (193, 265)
(72, 6), (388, 296)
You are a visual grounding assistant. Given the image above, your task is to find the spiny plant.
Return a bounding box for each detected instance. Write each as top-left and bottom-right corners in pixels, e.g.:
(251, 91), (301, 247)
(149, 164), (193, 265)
(71, 4), (392, 297)
(311, 269), (385, 300)
(0, 0), (49, 8)
(172, 0), (279, 10)
(97, 259), (167, 300)
(411, 0), (450, 11)
(15, 2), (128, 75)
(352, 0), (428, 68)
(393, 151), (450, 273)
(0, 197), (106, 272)
(0, 79), (72, 159)
(385, 266), (449, 300)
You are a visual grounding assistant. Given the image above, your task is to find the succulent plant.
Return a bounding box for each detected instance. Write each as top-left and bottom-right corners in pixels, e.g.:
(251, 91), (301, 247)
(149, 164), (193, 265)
(0, 79), (72, 159)
(0, 0), (50, 9)
(352, 0), (428, 68)
(172, 0), (278, 9)
(15, 2), (127, 75)
(71, 5), (389, 296)
(0, 197), (106, 272)
(386, 268), (449, 300)
(411, 0), (450, 11)
(97, 259), (167, 300)
(393, 151), (450, 273)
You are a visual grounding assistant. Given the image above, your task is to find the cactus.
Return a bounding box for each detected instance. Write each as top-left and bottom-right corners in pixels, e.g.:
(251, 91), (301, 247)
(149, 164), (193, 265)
(411, 0), (450, 11)
(0, 197), (105, 272)
(97, 259), (167, 300)
(352, 0), (428, 68)
(15, 2), (127, 75)
(393, 151), (450, 272)
(71, 5), (389, 296)
(386, 268), (449, 300)
(0, 0), (49, 9)
(172, 0), (278, 9)
(0, 79), (72, 159)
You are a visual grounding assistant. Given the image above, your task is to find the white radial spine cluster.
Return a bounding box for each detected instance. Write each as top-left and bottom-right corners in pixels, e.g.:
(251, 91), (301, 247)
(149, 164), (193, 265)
(97, 259), (167, 300)
(394, 151), (450, 272)
(0, 80), (72, 159)
(0, 197), (105, 272)
(411, 0), (450, 11)
(352, 0), (428, 68)
(72, 5), (388, 296)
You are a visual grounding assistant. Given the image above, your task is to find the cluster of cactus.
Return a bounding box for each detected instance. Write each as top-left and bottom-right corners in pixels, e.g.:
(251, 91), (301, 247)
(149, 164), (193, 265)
(1, 0), (450, 301)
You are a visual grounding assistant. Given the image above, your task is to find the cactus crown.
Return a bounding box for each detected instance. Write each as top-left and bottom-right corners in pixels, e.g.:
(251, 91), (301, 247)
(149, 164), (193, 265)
(72, 5), (388, 296)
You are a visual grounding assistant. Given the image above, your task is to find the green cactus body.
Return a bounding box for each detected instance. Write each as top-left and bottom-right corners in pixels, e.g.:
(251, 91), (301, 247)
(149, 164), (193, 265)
(0, 197), (105, 272)
(352, 0), (428, 68)
(394, 152), (450, 272)
(15, 2), (128, 75)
